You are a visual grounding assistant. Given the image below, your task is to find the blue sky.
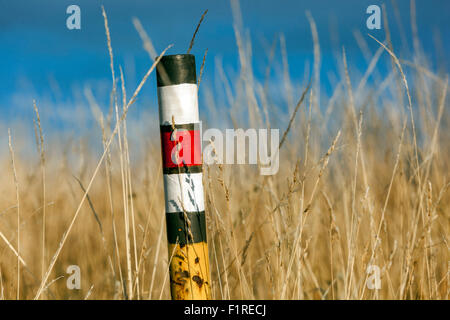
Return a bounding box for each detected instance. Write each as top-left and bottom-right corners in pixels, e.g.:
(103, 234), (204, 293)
(0, 0), (448, 128)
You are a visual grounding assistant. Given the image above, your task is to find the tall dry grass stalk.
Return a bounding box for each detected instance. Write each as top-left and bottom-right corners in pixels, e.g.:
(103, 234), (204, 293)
(32, 101), (46, 295)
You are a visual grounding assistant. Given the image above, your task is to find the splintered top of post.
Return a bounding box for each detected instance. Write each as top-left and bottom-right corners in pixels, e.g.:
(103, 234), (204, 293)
(156, 54), (197, 87)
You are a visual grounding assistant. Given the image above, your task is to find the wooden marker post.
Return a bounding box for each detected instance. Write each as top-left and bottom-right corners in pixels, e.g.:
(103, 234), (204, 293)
(156, 54), (211, 300)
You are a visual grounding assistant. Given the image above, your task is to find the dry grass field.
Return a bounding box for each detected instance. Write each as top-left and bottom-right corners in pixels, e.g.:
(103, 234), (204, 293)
(0, 4), (448, 300)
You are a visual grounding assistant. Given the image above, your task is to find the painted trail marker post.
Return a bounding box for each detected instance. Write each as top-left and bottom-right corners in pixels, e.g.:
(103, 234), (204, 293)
(156, 54), (211, 300)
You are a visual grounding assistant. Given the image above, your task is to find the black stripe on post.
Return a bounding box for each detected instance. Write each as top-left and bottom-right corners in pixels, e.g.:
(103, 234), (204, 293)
(166, 211), (207, 245)
(157, 54), (197, 87)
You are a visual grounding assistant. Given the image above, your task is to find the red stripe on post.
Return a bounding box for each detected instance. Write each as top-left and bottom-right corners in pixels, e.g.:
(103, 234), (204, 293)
(160, 128), (202, 169)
